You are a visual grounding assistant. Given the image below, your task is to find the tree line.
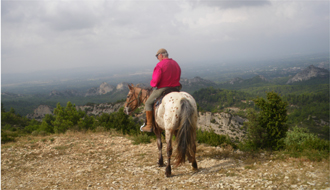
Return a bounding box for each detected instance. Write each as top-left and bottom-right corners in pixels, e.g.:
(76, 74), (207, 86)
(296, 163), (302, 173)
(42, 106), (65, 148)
(1, 93), (329, 161)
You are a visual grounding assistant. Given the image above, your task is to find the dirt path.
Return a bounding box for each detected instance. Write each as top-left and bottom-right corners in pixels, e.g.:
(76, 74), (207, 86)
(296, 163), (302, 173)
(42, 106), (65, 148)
(1, 132), (329, 189)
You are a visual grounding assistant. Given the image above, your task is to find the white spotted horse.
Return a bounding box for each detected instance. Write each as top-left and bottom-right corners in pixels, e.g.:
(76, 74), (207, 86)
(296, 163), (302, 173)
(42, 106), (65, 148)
(124, 84), (198, 177)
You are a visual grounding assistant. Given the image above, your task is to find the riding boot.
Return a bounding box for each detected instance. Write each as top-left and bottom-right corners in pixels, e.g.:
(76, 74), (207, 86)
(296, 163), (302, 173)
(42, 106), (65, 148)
(140, 111), (153, 132)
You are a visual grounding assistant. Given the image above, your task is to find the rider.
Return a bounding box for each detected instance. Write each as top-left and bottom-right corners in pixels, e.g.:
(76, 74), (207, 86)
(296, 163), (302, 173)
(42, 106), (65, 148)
(140, 48), (182, 132)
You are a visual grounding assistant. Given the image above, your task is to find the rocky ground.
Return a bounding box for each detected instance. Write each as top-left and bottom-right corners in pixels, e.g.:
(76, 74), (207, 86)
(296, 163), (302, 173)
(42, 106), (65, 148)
(2, 131), (329, 190)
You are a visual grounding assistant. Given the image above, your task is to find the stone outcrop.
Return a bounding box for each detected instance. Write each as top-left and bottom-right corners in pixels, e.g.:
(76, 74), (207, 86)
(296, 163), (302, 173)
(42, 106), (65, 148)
(116, 82), (129, 91)
(26, 102), (125, 120)
(198, 112), (247, 141)
(26, 105), (53, 121)
(85, 82), (115, 97)
(180, 76), (215, 87)
(76, 102), (125, 116)
(286, 65), (329, 84)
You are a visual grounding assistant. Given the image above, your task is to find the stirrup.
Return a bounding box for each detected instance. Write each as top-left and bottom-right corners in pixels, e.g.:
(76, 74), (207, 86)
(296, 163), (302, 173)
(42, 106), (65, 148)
(140, 123), (146, 132)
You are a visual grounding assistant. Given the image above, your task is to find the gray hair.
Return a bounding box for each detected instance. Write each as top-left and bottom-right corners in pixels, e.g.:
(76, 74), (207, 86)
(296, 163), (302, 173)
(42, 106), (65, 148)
(162, 52), (168, 58)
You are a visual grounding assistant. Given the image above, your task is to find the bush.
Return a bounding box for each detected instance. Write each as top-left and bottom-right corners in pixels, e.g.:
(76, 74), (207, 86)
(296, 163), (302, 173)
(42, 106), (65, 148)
(2, 124), (16, 131)
(285, 126), (329, 152)
(243, 92), (288, 151)
(24, 124), (40, 134)
(131, 133), (151, 145)
(39, 121), (54, 133)
(1, 130), (15, 144)
(280, 126), (330, 161)
(52, 102), (86, 133)
(98, 108), (141, 135)
(78, 115), (96, 131)
(196, 128), (236, 148)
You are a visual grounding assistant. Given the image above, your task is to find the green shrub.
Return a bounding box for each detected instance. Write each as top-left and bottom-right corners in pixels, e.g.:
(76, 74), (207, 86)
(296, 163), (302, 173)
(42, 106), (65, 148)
(97, 108), (142, 135)
(244, 92), (288, 151)
(285, 126), (329, 152)
(1, 130), (15, 144)
(132, 133), (151, 145)
(2, 124), (15, 131)
(280, 126), (330, 161)
(24, 124), (40, 134)
(196, 128), (236, 148)
(78, 115), (96, 131)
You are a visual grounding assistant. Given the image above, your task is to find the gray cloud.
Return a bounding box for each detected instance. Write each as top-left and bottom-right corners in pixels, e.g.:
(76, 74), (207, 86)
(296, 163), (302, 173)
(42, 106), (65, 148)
(1, 0), (329, 74)
(199, 0), (271, 9)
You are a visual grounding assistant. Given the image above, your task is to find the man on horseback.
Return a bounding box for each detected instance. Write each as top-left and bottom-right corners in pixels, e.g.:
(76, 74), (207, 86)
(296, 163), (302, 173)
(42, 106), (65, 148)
(140, 48), (182, 132)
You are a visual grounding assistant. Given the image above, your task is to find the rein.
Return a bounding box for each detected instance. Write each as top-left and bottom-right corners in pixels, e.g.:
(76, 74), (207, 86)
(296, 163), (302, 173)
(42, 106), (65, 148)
(126, 88), (151, 111)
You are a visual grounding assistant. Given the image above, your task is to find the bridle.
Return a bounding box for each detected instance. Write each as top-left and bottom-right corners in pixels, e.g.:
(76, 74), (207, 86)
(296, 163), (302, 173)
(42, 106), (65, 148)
(126, 87), (151, 113)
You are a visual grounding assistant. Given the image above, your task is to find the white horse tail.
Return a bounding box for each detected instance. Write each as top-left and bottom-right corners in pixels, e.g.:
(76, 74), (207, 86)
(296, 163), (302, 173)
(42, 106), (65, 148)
(174, 98), (197, 167)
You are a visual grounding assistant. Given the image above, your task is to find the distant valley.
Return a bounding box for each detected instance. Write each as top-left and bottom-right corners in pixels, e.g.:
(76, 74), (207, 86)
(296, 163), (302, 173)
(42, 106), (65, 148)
(2, 53), (329, 139)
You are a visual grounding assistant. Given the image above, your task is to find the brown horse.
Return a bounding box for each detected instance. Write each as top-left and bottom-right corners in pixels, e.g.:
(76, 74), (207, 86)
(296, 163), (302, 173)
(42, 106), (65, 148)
(124, 84), (198, 177)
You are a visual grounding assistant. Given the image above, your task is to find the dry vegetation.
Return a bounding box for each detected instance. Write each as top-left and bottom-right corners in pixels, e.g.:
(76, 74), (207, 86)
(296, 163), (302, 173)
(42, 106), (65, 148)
(2, 131), (329, 190)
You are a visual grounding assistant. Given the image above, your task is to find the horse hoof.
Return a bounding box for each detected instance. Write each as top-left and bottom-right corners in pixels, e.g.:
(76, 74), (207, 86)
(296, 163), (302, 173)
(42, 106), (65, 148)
(192, 161), (198, 170)
(165, 166), (171, 177)
(158, 158), (164, 167)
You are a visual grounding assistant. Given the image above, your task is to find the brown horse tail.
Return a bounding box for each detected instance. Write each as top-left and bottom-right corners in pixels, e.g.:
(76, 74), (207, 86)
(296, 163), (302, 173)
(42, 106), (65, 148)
(174, 98), (197, 167)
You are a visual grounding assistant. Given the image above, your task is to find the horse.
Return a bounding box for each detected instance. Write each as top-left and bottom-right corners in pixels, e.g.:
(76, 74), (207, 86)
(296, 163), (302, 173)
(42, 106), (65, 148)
(124, 84), (198, 177)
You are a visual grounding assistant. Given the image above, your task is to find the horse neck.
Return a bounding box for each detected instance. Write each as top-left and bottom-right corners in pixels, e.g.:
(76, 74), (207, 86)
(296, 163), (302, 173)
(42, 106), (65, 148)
(135, 88), (152, 105)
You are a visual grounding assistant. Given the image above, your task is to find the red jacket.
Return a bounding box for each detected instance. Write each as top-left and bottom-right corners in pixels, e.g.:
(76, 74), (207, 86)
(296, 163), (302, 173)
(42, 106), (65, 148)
(150, 58), (181, 88)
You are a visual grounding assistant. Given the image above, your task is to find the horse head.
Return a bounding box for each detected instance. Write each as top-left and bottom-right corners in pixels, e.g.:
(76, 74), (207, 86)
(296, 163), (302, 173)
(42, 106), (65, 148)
(124, 84), (141, 115)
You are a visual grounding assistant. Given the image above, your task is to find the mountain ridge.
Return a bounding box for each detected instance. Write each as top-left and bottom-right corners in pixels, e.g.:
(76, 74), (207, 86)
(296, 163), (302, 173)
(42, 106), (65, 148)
(286, 65), (329, 84)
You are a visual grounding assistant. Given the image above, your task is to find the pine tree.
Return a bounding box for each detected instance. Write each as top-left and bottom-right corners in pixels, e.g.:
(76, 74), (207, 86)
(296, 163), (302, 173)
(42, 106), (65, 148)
(245, 91), (288, 150)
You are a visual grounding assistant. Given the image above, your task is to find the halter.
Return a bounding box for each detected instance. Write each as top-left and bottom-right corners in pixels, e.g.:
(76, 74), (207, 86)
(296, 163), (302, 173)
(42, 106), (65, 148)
(127, 89), (142, 107)
(126, 88), (151, 112)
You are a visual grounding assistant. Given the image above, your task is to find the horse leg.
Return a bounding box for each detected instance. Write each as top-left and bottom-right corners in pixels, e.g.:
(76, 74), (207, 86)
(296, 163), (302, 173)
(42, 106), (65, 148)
(155, 129), (164, 167)
(165, 131), (173, 177)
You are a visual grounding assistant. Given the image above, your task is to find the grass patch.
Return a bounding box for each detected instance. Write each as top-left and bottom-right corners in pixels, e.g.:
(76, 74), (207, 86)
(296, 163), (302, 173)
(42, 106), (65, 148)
(197, 128), (236, 148)
(131, 134), (151, 145)
(244, 165), (256, 170)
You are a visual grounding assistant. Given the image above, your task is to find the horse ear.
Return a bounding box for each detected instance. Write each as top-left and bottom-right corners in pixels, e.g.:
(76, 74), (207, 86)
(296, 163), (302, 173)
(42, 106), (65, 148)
(128, 84), (132, 90)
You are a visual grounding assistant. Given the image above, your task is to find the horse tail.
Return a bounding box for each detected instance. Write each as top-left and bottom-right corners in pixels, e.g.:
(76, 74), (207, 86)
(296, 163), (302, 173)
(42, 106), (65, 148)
(174, 98), (197, 167)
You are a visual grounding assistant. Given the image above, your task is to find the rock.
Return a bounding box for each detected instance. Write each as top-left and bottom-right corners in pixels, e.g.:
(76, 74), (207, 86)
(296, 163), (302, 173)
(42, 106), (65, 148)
(26, 105), (53, 121)
(180, 77), (215, 87)
(116, 82), (129, 91)
(307, 182), (315, 186)
(76, 102), (124, 116)
(287, 65), (329, 84)
(197, 111), (247, 141)
(85, 82), (115, 96)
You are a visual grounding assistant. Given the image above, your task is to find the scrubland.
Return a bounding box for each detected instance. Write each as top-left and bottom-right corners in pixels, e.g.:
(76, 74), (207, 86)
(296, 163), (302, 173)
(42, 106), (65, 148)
(2, 131), (329, 190)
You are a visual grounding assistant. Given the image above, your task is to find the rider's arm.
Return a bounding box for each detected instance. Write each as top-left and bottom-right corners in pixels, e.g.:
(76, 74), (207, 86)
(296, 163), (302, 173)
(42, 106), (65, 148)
(150, 65), (162, 88)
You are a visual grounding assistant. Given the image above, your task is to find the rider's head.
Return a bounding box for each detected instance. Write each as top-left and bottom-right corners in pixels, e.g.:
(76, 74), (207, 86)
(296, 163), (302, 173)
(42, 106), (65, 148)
(156, 48), (168, 61)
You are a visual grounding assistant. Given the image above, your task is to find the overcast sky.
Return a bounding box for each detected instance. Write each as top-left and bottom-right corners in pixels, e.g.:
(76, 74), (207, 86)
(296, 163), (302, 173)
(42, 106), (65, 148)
(2, 0), (329, 74)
